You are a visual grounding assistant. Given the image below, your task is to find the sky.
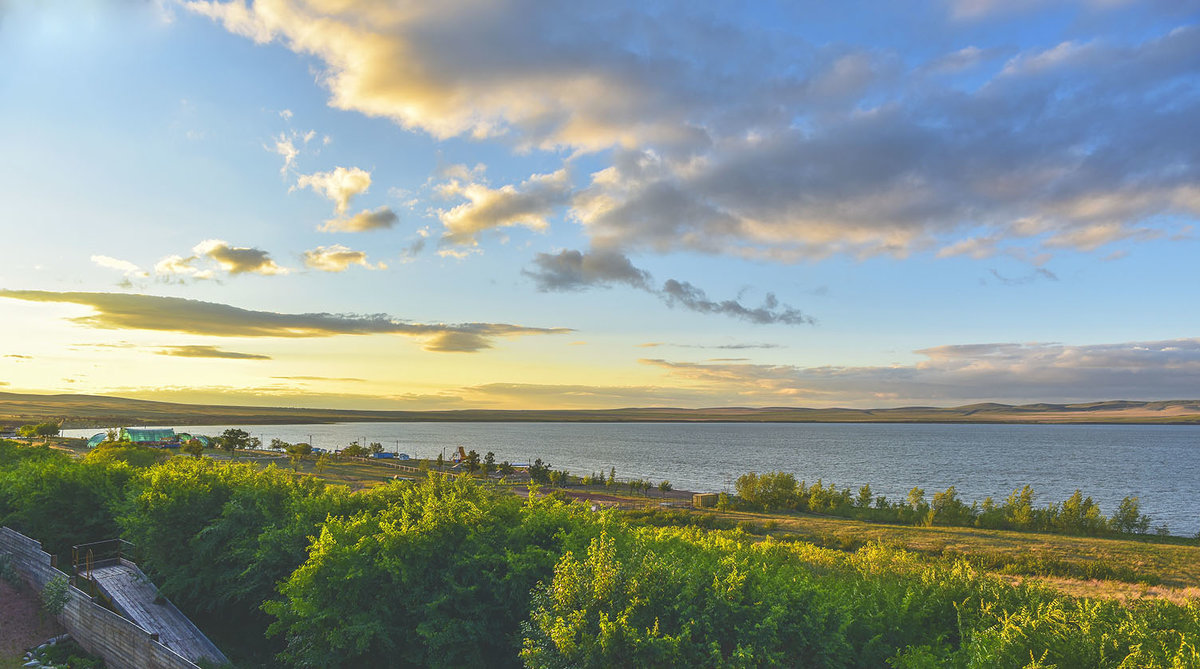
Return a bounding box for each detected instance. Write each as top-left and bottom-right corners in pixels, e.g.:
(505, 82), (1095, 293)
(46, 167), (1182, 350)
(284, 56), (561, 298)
(1, 0), (1198, 410)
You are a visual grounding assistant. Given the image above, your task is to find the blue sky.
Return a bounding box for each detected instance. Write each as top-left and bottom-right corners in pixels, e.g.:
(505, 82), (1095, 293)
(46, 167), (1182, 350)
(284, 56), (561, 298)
(0, 0), (1198, 409)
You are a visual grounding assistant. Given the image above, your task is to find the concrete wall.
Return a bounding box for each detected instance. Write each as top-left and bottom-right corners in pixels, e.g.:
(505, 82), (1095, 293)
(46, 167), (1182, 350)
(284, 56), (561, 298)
(0, 527), (203, 669)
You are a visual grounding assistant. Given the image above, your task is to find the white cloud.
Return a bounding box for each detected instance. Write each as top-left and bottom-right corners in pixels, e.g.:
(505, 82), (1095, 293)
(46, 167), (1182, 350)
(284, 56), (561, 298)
(302, 244), (386, 272)
(154, 255), (215, 281)
(438, 168), (571, 246)
(295, 166), (372, 214)
(269, 128), (318, 175)
(91, 255), (148, 279)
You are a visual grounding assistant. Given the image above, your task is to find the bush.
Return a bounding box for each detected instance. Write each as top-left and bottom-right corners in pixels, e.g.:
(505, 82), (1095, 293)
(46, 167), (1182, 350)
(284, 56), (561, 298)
(42, 574), (70, 616)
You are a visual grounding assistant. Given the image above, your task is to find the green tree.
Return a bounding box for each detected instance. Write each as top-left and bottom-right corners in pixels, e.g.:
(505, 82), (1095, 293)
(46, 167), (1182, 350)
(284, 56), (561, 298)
(265, 475), (594, 668)
(314, 453), (331, 475)
(857, 484), (873, 509)
(1111, 496), (1150, 534)
(529, 458), (551, 484)
(341, 441), (368, 458)
(482, 451), (496, 477)
(465, 449), (481, 475)
(369, 442), (384, 455)
(735, 471), (799, 511)
(928, 486), (974, 527)
(1004, 485), (1037, 529)
(118, 458), (351, 660)
(658, 479), (672, 496)
(18, 422), (60, 438)
(217, 428), (250, 456)
(287, 442), (313, 468)
(1056, 490), (1105, 535)
(181, 439), (205, 458)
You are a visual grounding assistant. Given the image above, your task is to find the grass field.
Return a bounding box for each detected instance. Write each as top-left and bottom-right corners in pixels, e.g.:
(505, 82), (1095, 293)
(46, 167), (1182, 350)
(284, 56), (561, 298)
(698, 508), (1200, 596)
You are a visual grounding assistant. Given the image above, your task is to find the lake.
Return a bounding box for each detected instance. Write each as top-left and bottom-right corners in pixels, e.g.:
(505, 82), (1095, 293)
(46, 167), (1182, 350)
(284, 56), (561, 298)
(64, 422), (1200, 536)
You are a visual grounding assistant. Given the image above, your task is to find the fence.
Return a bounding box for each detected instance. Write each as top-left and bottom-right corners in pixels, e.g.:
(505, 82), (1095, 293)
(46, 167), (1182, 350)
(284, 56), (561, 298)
(0, 526), (205, 669)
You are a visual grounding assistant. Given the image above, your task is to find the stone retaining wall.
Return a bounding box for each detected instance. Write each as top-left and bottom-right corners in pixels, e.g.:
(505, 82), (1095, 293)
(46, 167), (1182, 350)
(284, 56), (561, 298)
(0, 527), (204, 669)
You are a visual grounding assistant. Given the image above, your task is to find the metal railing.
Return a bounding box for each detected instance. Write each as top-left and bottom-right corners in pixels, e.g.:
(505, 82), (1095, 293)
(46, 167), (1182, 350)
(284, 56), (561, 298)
(71, 538), (137, 581)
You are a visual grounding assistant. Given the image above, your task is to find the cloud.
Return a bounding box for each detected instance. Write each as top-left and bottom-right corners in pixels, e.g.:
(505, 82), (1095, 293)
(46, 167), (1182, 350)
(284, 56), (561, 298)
(641, 338), (1200, 405)
(154, 254), (215, 281)
(447, 382), (718, 409)
(319, 206), (398, 232)
(187, 1), (1200, 261)
(271, 133), (299, 175)
(3, 354), (31, 360)
(661, 280), (813, 325)
(295, 166), (372, 214)
(272, 375), (366, 383)
(0, 290), (571, 353)
(399, 234), (428, 262)
(302, 244), (385, 272)
(527, 249), (812, 325)
(154, 241), (287, 280)
(91, 255), (148, 279)
(193, 239), (288, 275)
(438, 169), (571, 246)
(155, 345), (272, 360)
(988, 267), (1058, 285)
(269, 128), (317, 175)
(523, 248), (650, 291)
(638, 342), (784, 350)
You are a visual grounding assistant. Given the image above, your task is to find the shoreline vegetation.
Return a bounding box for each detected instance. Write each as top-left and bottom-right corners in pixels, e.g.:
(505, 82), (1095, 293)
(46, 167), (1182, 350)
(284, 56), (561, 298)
(2, 437), (1199, 667)
(4, 391), (1200, 429)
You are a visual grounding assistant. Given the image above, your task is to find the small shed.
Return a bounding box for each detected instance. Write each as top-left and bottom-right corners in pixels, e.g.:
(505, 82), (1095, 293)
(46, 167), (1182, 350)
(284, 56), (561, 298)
(119, 428), (178, 446)
(692, 493), (719, 508)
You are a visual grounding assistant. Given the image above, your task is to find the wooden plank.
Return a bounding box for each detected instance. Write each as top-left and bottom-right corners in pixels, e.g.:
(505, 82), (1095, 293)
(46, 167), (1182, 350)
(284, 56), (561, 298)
(89, 563), (226, 665)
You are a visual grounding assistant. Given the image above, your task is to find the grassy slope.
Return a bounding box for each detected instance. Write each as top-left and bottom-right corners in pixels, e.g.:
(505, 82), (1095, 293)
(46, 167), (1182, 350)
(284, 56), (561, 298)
(701, 508), (1200, 590)
(3, 391), (1200, 428)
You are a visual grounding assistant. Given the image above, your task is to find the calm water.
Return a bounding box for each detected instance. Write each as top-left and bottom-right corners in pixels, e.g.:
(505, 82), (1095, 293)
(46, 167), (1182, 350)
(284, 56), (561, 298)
(65, 422), (1200, 536)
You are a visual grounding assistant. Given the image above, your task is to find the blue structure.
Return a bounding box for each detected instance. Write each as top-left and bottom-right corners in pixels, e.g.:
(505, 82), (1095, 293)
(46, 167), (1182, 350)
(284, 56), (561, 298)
(86, 433), (108, 448)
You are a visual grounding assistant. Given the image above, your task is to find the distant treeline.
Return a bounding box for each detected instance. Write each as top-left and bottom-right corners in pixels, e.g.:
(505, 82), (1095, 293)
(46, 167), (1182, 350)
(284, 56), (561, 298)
(1, 439), (1198, 668)
(731, 471), (1169, 537)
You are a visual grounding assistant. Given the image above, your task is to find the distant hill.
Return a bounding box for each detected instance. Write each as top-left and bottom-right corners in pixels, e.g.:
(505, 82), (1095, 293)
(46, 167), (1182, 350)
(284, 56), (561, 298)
(2, 392), (1199, 429)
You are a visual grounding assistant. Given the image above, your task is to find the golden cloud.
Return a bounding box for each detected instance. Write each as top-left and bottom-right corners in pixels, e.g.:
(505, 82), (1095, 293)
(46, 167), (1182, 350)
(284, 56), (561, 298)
(0, 290), (571, 353)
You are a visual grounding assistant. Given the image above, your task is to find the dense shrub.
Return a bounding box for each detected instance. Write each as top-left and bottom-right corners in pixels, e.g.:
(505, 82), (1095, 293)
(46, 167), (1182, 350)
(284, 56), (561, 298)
(0, 445), (131, 557)
(0, 440), (1196, 668)
(265, 475), (599, 668)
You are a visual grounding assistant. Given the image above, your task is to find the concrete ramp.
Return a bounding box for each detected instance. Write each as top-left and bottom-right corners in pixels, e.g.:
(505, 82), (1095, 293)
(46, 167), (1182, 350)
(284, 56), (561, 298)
(87, 560), (228, 666)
